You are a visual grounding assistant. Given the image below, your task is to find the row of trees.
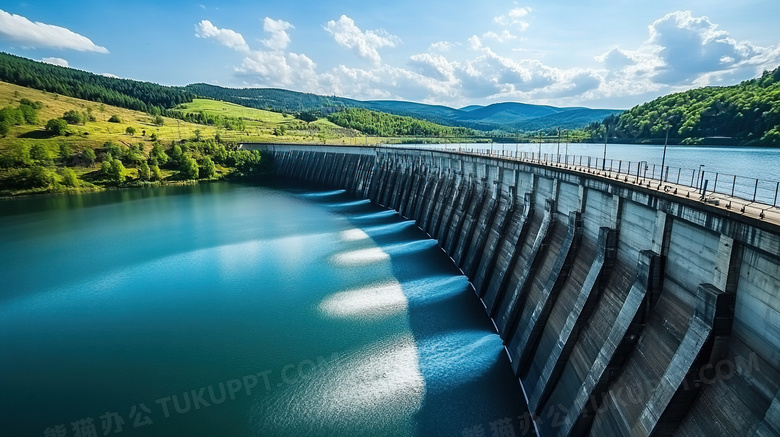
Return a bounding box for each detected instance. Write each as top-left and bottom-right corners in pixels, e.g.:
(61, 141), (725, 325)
(586, 66), (780, 146)
(0, 137), (267, 192)
(327, 108), (475, 137)
(171, 109), (246, 131)
(0, 98), (42, 135)
(183, 83), (347, 114)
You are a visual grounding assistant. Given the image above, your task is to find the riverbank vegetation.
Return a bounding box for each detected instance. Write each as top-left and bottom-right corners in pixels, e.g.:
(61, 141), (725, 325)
(586, 66), (780, 146)
(0, 82), (272, 197)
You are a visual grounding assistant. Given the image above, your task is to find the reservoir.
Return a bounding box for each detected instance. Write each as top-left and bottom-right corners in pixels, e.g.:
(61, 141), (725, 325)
(0, 182), (526, 436)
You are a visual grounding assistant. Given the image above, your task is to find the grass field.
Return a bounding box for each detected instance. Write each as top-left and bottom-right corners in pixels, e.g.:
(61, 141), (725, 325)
(173, 98), (357, 143)
(0, 81), (384, 155)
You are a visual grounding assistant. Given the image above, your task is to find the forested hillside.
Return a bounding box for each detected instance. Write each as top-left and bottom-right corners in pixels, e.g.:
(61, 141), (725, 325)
(0, 52), (194, 114)
(183, 83), (348, 114)
(327, 108), (475, 138)
(587, 66), (780, 146)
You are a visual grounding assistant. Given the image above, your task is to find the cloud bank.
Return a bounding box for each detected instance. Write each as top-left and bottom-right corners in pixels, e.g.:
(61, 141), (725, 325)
(0, 9), (108, 53)
(194, 9), (780, 107)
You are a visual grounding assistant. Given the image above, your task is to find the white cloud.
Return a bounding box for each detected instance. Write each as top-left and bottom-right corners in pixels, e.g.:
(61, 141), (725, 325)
(262, 17), (293, 51)
(101, 73), (120, 79)
(647, 11), (766, 85)
(324, 15), (401, 65)
(0, 9), (108, 53)
(237, 50), (318, 88)
(429, 41), (457, 52)
(41, 57), (68, 67)
(493, 7), (531, 31)
(592, 10), (780, 104)
(468, 35), (483, 50)
(482, 30), (517, 44)
(457, 50), (558, 98)
(195, 20), (250, 53)
(408, 53), (457, 82)
(194, 17), (316, 90)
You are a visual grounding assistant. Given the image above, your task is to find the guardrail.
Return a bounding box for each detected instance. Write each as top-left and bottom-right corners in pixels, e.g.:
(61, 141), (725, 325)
(406, 145), (780, 210)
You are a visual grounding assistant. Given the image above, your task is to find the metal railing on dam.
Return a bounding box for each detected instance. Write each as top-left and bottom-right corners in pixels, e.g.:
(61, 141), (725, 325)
(251, 143), (780, 437)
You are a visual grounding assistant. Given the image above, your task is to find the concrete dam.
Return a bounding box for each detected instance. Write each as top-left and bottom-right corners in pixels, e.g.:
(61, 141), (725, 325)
(253, 144), (780, 436)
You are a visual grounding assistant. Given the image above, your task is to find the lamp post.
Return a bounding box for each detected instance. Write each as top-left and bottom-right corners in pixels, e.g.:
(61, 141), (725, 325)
(564, 130), (568, 166)
(556, 128), (561, 164)
(660, 122), (670, 186)
(538, 132), (542, 163)
(696, 164), (705, 191)
(602, 124), (608, 171)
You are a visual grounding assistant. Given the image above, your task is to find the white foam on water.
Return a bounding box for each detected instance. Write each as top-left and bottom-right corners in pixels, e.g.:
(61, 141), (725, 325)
(252, 335), (425, 436)
(330, 247), (390, 266)
(319, 281), (407, 320)
(339, 228), (370, 241)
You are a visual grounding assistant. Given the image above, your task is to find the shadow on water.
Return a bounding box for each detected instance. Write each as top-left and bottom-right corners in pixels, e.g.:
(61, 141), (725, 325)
(298, 185), (530, 436)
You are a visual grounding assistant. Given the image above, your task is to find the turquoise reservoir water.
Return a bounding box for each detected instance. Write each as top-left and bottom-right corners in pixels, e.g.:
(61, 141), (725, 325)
(0, 182), (526, 436)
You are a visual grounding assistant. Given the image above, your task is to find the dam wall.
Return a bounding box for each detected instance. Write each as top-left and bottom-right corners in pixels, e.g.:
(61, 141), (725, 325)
(254, 144), (780, 436)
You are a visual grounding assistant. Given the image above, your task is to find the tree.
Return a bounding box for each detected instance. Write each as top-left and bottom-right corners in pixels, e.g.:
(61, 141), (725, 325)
(138, 161), (151, 181)
(28, 166), (56, 188)
(180, 154), (199, 179)
(18, 103), (39, 124)
(101, 161), (112, 176)
(123, 144), (144, 164)
(59, 143), (72, 161)
(169, 143), (183, 165)
(194, 129), (202, 141)
(298, 111), (319, 122)
(60, 167), (79, 187)
(30, 143), (52, 162)
(10, 143), (31, 166)
(45, 118), (68, 136)
(108, 115), (121, 123)
(62, 110), (84, 125)
(126, 126), (136, 136)
(154, 115), (164, 126)
(151, 164), (163, 181)
(150, 143), (169, 166)
(201, 156), (216, 179)
(109, 158), (126, 183)
(83, 148), (96, 165)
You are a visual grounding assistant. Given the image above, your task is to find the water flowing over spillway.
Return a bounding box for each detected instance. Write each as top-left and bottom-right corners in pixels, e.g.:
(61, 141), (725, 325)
(0, 182), (526, 436)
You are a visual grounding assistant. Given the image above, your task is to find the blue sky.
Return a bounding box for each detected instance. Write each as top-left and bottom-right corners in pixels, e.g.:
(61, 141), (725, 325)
(1, 0), (779, 109)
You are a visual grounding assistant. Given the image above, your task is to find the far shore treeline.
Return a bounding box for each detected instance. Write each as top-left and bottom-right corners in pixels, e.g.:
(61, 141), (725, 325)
(585, 66), (780, 147)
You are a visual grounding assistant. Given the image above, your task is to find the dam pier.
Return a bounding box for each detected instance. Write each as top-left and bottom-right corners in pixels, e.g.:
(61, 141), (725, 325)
(250, 144), (780, 437)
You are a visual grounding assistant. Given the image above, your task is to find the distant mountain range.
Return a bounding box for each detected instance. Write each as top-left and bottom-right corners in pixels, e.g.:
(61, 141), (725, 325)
(183, 83), (624, 132)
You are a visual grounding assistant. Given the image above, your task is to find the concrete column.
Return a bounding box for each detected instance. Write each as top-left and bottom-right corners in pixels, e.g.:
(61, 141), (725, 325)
(495, 198), (555, 340)
(632, 283), (735, 436)
(560, 249), (660, 437)
(473, 188), (517, 295)
(526, 226), (617, 416)
(482, 193), (533, 315)
(514, 211), (584, 377)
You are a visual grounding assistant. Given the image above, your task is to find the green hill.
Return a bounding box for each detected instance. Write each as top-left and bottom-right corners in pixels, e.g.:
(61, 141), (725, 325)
(588, 66), (780, 146)
(513, 108), (626, 131)
(0, 52), (193, 114)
